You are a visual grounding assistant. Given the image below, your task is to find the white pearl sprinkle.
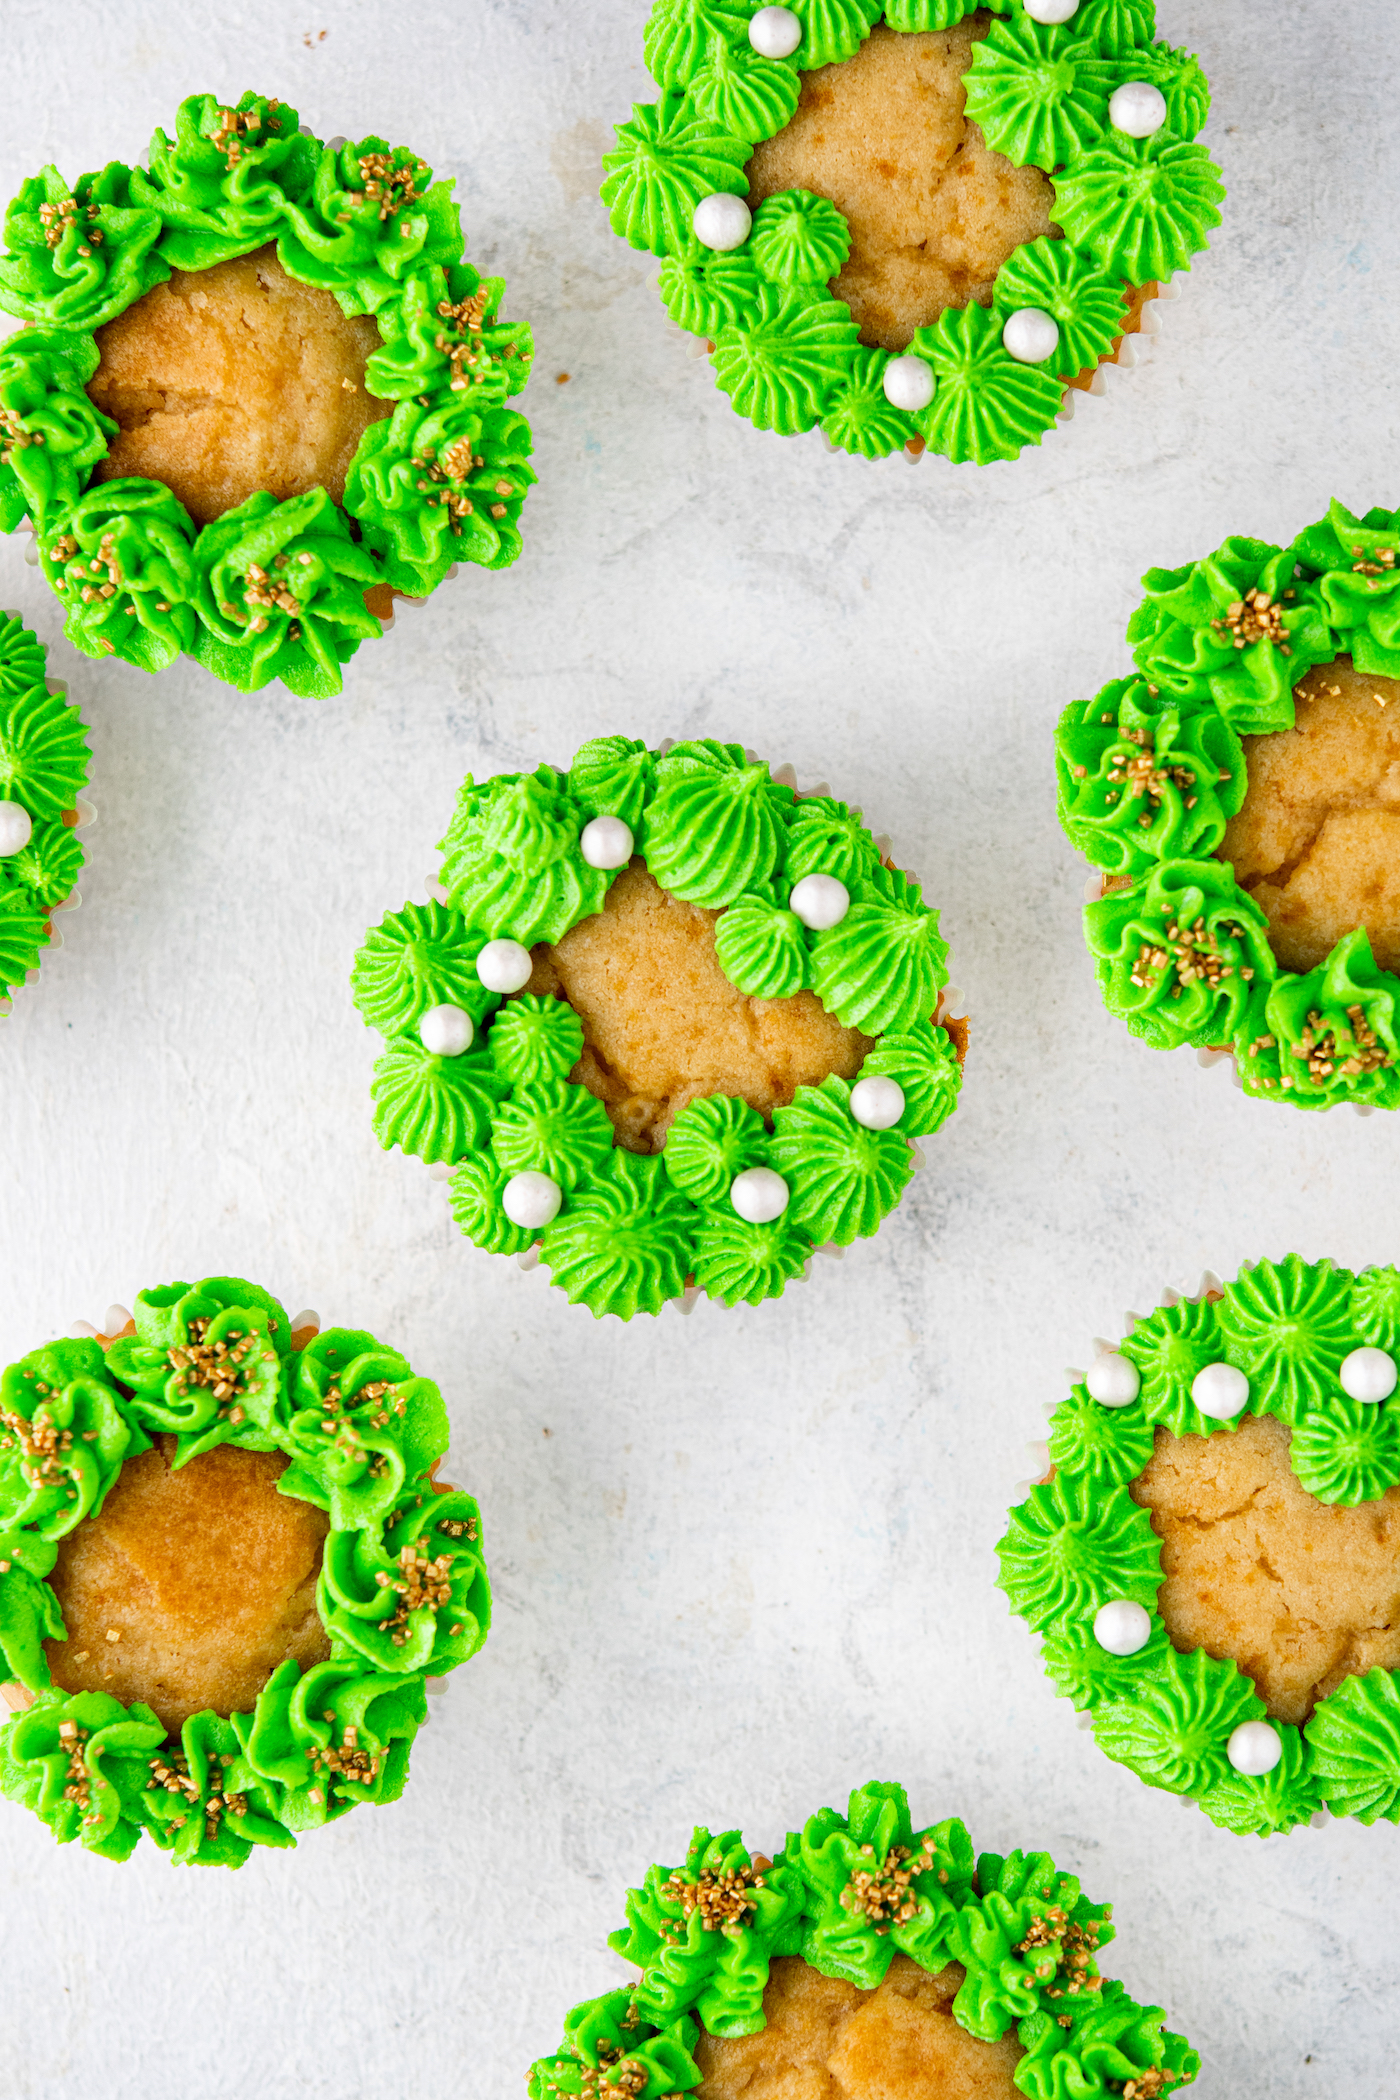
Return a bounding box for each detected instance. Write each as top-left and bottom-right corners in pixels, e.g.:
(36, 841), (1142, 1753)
(748, 4), (802, 58)
(850, 1075), (905, 1130)
(882, 354), (935, 413)
(789, 872), (850, 930)
(1023, 0), (1080, 20)
(1109, 80), (1168, 138)
(1093, 1600), (1152, 1657)
(502, 1170), (562, 1230)
(1191, 1361), (1250, 1420)
(1086, 1354), (1141, 1407)
(730, 1166), (789, 1225)
(579, 814), (634, 870)
(1340, 1345), (1399, 1403)
(419, 1004), (474, 1057)
(476, 939), (534, 994)
(1001, 307), (1061, 365)
(693, 193), (752, 253)
(1227, 1719), (1283, 1777)
(0, 800), (33, 855)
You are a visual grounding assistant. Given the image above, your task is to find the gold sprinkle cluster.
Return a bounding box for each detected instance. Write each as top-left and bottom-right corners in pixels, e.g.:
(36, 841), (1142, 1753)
(0, 1375), (92, 1490)
(1131, 917), (1253, 998)
(1122, 2072), (1180, 2099)
(240, 553), (309, 636)
(146, 1746), (248, 1842)
(57, 1719), (101, 1824)
(1209, 585), (1294, 652)
(38, 193), (103, 256)
(436, 1512), (477, 1542)
(660, 1859), (767, 1936)
(1289, 1005), (1393, 1087)
(168, 1317), (255, 1429)
(374, 1541), (458, 1646)
(1017, 1905), (1104, 1999)
(352, 150), (427, 221)
(0, 403), (43, 465)
(1351, 543), (1397, 578)
(838, 1839), (938, 1936)
(211, 100), (281, 171)
(305, 1720), (382, 1791)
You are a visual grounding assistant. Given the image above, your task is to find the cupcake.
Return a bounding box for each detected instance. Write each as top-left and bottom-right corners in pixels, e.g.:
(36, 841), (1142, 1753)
(351, 737), (966, 1321)
(0, 1274), (489, 1864)
(526, 1779), (1199, 2099)
(998, 1255), (1400, 1836)
(0, 90), (535, 694)
(0, 609), (91, 1013)
(602, 0), (1221, 461)
(1060, 499), (1400, 1110)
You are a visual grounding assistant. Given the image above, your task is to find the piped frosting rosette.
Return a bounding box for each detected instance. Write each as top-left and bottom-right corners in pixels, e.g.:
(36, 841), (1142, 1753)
(0, 90), (535, 695)
(0, 1275), (489, 1865)
(998, 1255), (1400, 1837)
(1060, 500), (1400, 1111)
(602, 0), (1222, 461)
(0, 609), (91, 1012)
(526, 1779), (1200, 2099)
(350, 737), (966, 1322)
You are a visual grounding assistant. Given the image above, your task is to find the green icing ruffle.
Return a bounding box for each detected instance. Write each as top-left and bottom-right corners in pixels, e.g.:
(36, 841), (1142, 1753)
(1001, 1258), (1400, 1834)
(0, 95), (535, 694)
(1056, 681), (1246, 877)
(531, 1781), (1196, 2099)
(610, 0), (1218, 461)
(0, 613), (89, 1000)
(0, 1275), (489, 1865)
(356, 737), (964, 1317)
(1290, 499), (1400, 678)
(1125, 536), (1331, 731)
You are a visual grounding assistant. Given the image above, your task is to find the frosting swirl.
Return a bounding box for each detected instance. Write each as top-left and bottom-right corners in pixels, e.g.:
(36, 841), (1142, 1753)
(964, 16), (1114, 173)
(1051, 131), (1224, 283)
(911, 300), (1064, 465)
(0, 164), (168, 332)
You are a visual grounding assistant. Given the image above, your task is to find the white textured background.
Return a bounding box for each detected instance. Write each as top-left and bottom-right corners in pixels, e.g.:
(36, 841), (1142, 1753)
(1, 3), (1398, 2095)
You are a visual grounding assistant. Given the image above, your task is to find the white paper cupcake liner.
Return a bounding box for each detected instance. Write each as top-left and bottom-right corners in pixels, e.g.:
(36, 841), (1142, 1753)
(422, 743), (967, 1318)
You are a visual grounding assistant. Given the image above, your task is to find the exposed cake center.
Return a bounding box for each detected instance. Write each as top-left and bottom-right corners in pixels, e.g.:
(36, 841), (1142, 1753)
(87, 244), (392, 524)
(693, 1955), (1024, 2099)
(1218, 657), (1400, 975)
(1129, 1413), (1400, 1727)
(45, 1436), (330, 1735)
(745, 16), (1056, 351)
(524, 863), (873, 1152)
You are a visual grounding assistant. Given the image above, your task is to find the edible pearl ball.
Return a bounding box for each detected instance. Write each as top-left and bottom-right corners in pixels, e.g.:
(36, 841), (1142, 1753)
(476, 939), (534, 994)
(419, 1004), (474, 1057)
(693, 193), (752, 253)
(882, 354), (935, 413)
(1002, 307), (1061, 365)
(749, 4), (802, 58)
(1226, 1720), (1283, 1777)
(502, 1170), (563, 1230)
(1023, 0), (1080, 18)
(730, 1166), (790, 1225)
(1086, 1354), (1141, 1407)
(789, 872), (850, 930)
(0, 800), (33, 855)
(1093, 1599), (1152, 1657)
(850, 1075), (905, 1130)
(579, 815), (634, 870)
(1340, 1345), (1399, 1403)
(1109, 80), (1168, 138)
(1191, 1361), (1250, 1420)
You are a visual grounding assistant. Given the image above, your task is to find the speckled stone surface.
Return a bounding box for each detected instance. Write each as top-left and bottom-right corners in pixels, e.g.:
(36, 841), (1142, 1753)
(1, 4), (1397, 2096)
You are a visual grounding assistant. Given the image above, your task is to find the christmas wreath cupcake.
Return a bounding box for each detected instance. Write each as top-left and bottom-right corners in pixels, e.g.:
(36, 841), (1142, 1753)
(527, 1779), (1199, 2100)
(0, 1275), (489, 1865)
(602, 0), (1222, 461)
(0, 610), (91, 1012)
(998, 1255), (1400, 1838)
(351, 738), (966, 1320)
(1060, 500), (1400, 1110)
(0, 89), (534, 695)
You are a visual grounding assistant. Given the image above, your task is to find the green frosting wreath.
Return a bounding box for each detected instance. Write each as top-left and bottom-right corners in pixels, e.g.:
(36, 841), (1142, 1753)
(0, 1274), (489, 1865)
(0, 90), (535, 695)
(998, 1255), (1400, 1837)
(1059, 500), (1400, 1111)
(0, 610), (90, 1007)
(526, 1779), (1200, 2098)
(350, 736), (964, 1321)
(603, 0), (1222, 461)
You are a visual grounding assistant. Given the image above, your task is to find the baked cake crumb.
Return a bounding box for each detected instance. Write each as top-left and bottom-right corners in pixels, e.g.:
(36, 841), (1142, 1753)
(87, 244), (391, 524)
(745, 17), (1056, 351)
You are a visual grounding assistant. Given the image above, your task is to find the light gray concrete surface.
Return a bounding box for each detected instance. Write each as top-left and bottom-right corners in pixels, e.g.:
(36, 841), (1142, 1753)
(1, 3), (1397, 2095)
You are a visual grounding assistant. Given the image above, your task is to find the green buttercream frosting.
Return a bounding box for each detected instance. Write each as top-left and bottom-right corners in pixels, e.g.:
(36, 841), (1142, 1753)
(750, 191), (851, 288)
(1125, 536), (1331, 731)
(0, 1275), (488, 1865)
(357, 737), (963, 1317)
(610, 0), (1218, 459)
(1083, 859), (1273, 1054)
(912, 300), (1064, 465)
(1290, 499), (1400, 677)
(1056, 683), (1245, 876)
(1001, 1258), (1400, 1833)
(0, 91), (534, 694)
(530, 1781), (1197, 2100)
(0, 613), (89, 1002)
(964, 16), (1114, 174)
